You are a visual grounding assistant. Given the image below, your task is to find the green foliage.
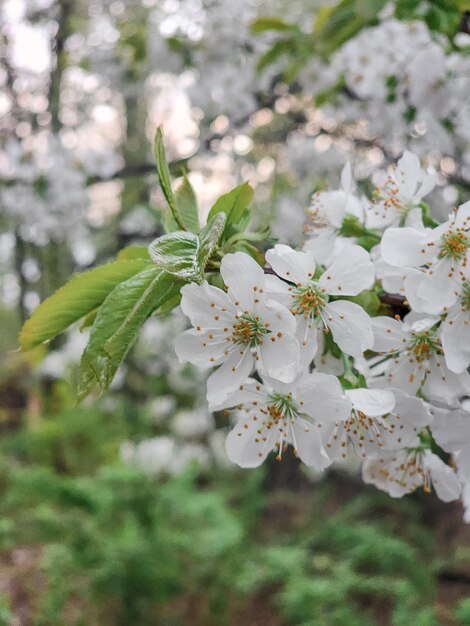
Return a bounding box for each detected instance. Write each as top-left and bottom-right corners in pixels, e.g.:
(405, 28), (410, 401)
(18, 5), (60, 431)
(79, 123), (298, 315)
(148, 213), (227, 282)
(78, 268), (181, 399)
(174, 174), (200, 233)
(154, 127), (185, 231)
(116, 246), (150, 261)
(455, 598), (470, 624)
(155, 128), (201, 233)
(261, 491), (438, 626)
(253, 0), (467, 79)
(19, 129), (267, 401)
(395, 0), (465, 37)
(19, 260), (150, 350)
(339, 214), (381, 251)
(148, 231), (204, 282)
(207, 182), (254, 240)
(341, 291), (382, 316)
(313, 0), (387, 57)
(197, 212), (227, 269)
(0, 385), (462, 626)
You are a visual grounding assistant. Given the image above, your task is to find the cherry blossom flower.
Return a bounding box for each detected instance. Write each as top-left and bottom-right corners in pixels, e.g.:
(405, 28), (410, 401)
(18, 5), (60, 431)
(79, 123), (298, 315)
(362, 448), (461, 501)
(175, 252), (300, 406)
(213, 372), (350, 468)
(320, 387), (431, 460)
(439, 281), (470, 373)
(369, 315), (470, 403)
(265, 244), (374, 367)
(381, 202), (470, 314)
(366, 151), (435, 229)
(304, 162), (364, 265)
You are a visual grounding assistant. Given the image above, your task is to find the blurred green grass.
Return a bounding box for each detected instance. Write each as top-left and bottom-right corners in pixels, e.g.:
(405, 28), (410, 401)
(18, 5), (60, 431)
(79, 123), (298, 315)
(0, 396), (468, 625)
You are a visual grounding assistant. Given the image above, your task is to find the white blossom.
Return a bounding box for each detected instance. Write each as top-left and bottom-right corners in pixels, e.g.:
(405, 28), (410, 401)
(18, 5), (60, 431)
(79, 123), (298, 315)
(369, 315), (470, 403)
(213, 372), (350, 468)
(265, 243), (374, 367)
(175, 252), (300, 405)
(362, 448), (461, 502)
(366, 151), (435, 229)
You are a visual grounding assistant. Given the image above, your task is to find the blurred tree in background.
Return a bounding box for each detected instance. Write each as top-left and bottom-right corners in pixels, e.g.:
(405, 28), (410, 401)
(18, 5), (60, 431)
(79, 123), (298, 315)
(1, 0), (470, 623)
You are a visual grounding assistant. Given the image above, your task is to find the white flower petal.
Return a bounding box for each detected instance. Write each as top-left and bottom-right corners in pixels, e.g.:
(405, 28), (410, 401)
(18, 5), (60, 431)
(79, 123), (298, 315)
(296, 315), (319, 368)
(346, 388), (395, 417)
(206, 349), (253, 406)
(266, 244), (315, 285)
(441, 309), (470, 373)
(258, 333), (300, 383)
(225, 415), (278, 468)
(381, 227), (430, 267)
(261, 299), (297, 336)
(324, 300), (373, 357)
(220, 252), (266, 311)
(391, 389), (432, 428)
(371, 316), (406, 353)
(180, 282), (235, 327)
(414, 259), (459, 313)
(318, 245), (375, 296)
(423, 355), (470, 405)
(395, 151), (421, 198)
(425, 452), (461, 502)
(209, 377), (269, 411)
(175, 328), (228, 367)
(290, 417), (331, 470)
(296, 373), (352, 423)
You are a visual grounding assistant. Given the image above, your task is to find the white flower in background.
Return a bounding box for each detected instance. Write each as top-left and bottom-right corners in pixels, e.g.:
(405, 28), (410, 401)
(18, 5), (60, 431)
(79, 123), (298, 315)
(381, 202), (470, 314)
(121, 436), (210, 476)
(366, 151), (435, 229)
(175, 252), (300, 406)
(370, 315), (470, 403)
(439, 282), (470, 373)
(304, 162), (364, 265)
(321, 388), (431, 460)
(362, 448), (461, 501)
(407, 44), (449, 115)
(213, 372), (350, 468)
(265, 244), (374, 367)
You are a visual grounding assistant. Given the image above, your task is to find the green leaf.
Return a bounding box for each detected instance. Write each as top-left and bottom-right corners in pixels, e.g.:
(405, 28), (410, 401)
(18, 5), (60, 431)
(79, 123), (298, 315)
(232, 241), (265, 267)
(154, 127), (185, 231)
(19, 260), (150, 350)
(174, 174), (200, 233)
(225, 226), (270, 248)
(197, 213), (226, 269)
(148, 231), (202, 282)
(340, 291), (381, 316)
(117, 246), (150, 261)
(250, 17), (295, 33)
(257, 39), (296, 72)
(207, 183), (254, 239)
(78, 268), (181, 399)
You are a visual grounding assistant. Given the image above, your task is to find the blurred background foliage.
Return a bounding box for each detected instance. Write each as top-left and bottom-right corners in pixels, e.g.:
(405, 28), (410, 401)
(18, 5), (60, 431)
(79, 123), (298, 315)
(1, 0), (470, 623)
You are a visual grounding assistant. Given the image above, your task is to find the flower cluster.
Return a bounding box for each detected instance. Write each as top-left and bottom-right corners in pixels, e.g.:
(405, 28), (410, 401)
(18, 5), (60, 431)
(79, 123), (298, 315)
(176, 150), (470, 516)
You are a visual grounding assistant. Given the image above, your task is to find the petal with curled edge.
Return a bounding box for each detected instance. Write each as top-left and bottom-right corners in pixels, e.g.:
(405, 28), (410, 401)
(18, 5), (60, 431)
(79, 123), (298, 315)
(266, 244), (315, 285)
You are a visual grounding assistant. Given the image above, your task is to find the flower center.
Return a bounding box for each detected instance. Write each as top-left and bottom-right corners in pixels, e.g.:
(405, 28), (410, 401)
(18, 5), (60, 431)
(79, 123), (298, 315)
(373, 172), (411, 219)
(409, 331), (441, 362)
(291, 283), (328, 318)
(393, 450), (431, 493)
(231, 314), (271, 347)
(438, 230), (469, 261)
(268, 392), (297, 421)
